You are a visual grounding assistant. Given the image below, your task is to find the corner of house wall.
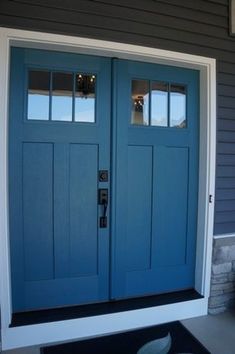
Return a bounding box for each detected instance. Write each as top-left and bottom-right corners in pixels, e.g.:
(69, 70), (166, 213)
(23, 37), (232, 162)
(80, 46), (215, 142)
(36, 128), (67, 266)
(209, 236), (235, 314)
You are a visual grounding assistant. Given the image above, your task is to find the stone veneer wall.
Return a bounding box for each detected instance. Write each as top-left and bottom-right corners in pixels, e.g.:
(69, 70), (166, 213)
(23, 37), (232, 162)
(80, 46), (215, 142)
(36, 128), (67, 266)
(209, 236), (235, 314)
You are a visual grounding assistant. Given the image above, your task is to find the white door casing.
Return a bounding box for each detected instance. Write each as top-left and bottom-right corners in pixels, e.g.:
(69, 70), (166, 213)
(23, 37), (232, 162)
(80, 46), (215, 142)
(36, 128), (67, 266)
(0, 27), (216, 350)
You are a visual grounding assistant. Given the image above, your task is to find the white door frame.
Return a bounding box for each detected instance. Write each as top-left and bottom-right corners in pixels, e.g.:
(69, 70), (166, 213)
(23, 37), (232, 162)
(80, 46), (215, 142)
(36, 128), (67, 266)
(0, 27), (216, 350)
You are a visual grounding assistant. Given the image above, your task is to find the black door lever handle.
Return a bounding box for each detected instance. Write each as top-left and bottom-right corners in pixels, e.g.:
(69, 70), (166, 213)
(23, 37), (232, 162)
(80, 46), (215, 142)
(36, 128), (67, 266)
(103, 200), (107, 218)
(98, 189), (108, 228)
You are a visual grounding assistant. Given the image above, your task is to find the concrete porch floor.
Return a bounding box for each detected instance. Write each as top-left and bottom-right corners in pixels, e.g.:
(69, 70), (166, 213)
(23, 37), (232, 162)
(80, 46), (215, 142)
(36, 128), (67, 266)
(182, 309), (235, 354)
(2, 310), (235, 354)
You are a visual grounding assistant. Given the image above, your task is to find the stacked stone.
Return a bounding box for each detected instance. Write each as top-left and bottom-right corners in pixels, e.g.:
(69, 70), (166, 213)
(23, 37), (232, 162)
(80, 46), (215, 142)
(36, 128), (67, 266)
(209, 237), (235, 314)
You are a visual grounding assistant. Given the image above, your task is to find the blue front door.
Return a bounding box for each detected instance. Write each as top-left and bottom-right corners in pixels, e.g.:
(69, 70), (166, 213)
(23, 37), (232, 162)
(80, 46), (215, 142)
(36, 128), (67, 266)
(112, 60), (199, 299)
(9, 49), (198, 312)
(9, 48), (111, 311)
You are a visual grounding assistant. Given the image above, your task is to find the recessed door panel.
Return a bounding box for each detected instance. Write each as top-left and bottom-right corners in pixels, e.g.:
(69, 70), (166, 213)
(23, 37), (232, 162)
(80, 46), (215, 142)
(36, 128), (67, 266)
(23, 142), (54, 282)
(69, 144), (98, 278)
(126, 145), (153, 272)
(153, 146), (189, 268)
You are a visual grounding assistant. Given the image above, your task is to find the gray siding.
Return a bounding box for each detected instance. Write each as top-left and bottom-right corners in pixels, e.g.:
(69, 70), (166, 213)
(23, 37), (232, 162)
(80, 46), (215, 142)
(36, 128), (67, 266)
(0, 0), (235, 235)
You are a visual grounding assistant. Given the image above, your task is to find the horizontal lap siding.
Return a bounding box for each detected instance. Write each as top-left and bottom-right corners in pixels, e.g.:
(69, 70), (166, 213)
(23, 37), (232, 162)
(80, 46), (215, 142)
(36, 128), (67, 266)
(0, 0), (234, 235)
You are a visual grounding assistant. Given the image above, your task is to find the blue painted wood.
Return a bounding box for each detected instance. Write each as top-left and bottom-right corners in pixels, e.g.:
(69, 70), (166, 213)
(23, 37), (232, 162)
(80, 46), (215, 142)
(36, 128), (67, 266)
(112, 59), (199, 298)
(54, 143), (70, 279)
(152, 146), (189, 267)
(10, 47), (199, 311)
(23, 143), (54, 281)
(9, 48), (28, 310)
(69, 144), (98, 277)
(126, 146), (153, 272)
(9, 47), (111, 311)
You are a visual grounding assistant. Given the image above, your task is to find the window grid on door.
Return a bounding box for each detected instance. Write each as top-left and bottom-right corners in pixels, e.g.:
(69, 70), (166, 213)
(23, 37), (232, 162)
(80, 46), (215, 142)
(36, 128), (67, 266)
(27, 69), (96, 123)
(131, 79), (187, 128)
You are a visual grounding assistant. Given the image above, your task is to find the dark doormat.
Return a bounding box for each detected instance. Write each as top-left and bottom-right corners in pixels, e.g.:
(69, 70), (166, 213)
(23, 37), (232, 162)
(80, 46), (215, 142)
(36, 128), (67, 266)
(41, 321), (210, 354)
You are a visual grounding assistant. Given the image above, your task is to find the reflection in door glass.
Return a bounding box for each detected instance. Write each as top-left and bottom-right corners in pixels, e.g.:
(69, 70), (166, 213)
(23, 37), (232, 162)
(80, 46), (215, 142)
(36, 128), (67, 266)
(131, 80), (149, 125)
(151, 82), (168, 127)
(28, 70), (50, 120)
(170, 84), (186, 128)
(75, 74), (96, 122)
(52, 72), (73, 121)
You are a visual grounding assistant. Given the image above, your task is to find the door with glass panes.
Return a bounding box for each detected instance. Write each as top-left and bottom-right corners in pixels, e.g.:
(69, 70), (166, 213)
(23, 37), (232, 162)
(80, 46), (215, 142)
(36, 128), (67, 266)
(9, 48), (198, 312)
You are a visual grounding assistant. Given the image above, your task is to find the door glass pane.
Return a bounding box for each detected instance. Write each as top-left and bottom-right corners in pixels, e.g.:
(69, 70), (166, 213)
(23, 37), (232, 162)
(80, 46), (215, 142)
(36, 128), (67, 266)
(151, 82), (168, 127)
(170, 84), (186, 128)
(28, 70), (50, 120)
(75, 74), (96, 123)
(131, 80), (149, 125)
(52, 72), (73, 121)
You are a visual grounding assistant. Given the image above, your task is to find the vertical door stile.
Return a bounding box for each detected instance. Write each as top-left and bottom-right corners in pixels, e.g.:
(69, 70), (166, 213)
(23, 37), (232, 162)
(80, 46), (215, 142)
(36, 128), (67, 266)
(54, 143), (70, 279)
(110, 58), (119, 300)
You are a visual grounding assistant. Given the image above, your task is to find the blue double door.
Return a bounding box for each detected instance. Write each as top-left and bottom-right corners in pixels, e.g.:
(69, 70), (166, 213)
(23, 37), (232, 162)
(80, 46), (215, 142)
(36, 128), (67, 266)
(9, 48), (199, 312)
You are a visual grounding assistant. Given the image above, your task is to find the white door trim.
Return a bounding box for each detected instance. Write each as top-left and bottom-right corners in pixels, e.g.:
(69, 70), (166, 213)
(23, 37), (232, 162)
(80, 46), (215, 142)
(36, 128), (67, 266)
(0, 27), (216, 350)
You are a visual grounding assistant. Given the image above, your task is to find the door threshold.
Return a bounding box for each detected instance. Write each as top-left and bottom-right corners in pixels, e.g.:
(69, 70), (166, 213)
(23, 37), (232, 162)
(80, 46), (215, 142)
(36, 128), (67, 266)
(10, 289), (203, 327)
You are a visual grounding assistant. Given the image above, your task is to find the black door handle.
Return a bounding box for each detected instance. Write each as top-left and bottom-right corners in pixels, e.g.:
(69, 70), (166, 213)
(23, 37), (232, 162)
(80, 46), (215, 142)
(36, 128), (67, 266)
(98, 189), (108, 228)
